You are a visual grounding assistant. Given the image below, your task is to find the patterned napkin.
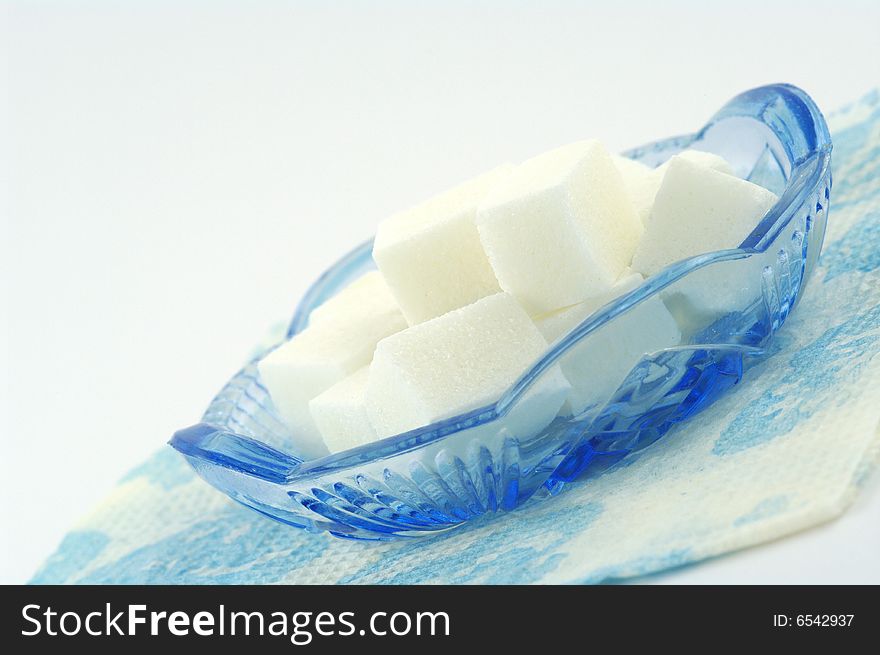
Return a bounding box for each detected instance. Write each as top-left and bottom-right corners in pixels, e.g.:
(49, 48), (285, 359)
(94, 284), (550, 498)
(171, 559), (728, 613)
(32, 90), (880, 584)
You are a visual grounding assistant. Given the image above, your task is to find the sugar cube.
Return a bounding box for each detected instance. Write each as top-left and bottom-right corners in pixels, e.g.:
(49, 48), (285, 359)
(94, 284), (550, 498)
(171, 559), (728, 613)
(536, 271), (681, 415)
(536, 270), (643, 343)
(612, 154), (658, 225)
(308, 271), (398, 327)
(365, 293), (570, 439)
(476, 140), (642, 315)
(632, 157), (778, 278)
(613, 150), (735, 226)
(258, 297), (406, 459)
(667, 149), (735, 176)
(373, 166), (511, 325)
(309, 366), (378, 454)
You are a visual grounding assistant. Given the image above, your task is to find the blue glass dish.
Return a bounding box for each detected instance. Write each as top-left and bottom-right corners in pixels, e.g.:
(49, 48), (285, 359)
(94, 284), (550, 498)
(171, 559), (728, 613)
(170, 84), (832, 540)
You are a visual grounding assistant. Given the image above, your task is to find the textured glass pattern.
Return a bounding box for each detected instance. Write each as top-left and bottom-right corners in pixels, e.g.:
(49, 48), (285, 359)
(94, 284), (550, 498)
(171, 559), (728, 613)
(171, 84), (833, 539)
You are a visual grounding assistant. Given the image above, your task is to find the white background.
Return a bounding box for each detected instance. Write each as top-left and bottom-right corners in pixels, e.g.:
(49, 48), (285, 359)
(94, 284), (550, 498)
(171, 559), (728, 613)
(2, 1), (879, 584)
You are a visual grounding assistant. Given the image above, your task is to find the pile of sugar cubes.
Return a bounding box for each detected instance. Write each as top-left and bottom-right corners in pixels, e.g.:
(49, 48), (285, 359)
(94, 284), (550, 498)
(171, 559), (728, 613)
(259, 140), (779, 458)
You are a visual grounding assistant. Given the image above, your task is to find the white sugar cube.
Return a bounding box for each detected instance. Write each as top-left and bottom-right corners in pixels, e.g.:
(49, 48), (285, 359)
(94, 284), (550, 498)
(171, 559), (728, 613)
(612, 155), (658, 225)
(477, 140), (643, 315)
(365, 293), (570, 439)
(613, 150), (735, 226)
(308, 271), (398, 327)
(537, 270), (643, 343)
(258, 300), (406, 459)
(664, 149), (735, 176)
(373, 166), (512, 325)
(632, 157), (778, 277)
(309, 367), (377, 454)
(536, 271), (681, 415)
